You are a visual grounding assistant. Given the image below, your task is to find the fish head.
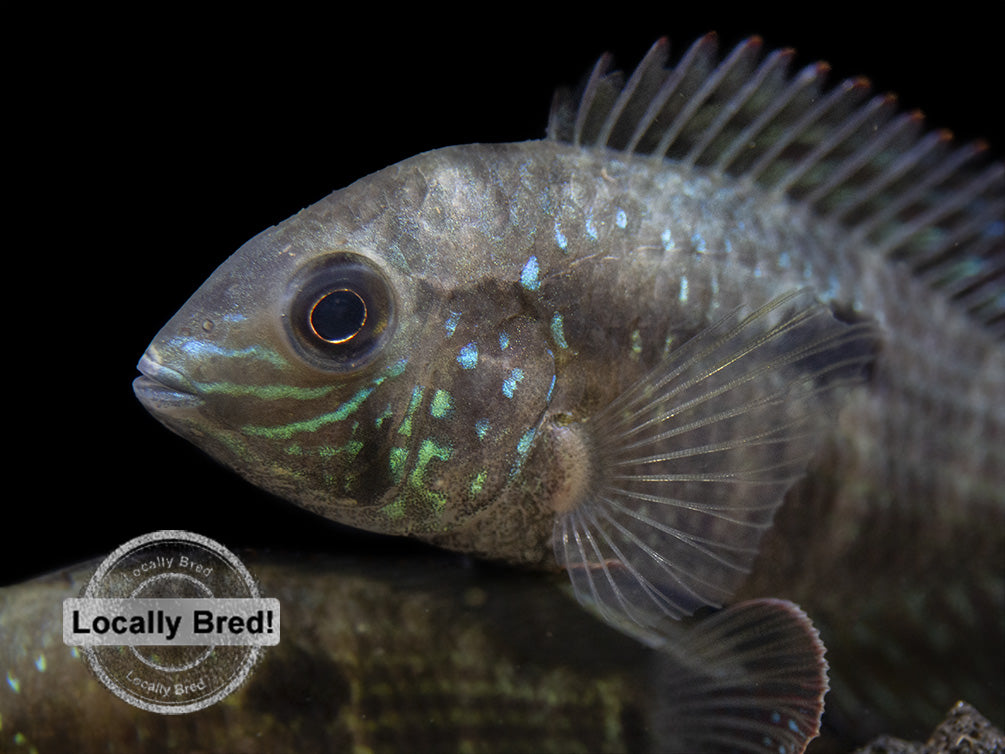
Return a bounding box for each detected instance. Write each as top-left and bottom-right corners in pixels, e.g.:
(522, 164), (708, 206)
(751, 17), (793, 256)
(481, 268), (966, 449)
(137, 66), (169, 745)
(134, 146), (557, 537)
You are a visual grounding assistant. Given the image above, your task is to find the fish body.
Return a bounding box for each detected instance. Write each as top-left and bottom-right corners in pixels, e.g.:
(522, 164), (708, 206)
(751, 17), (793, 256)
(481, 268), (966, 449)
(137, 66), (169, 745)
(134, 36), (1005, 743)
(1, 553), (827, 754)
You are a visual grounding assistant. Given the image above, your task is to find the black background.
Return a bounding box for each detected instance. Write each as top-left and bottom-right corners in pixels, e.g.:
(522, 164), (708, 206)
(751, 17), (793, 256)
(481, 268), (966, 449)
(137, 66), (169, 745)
(6, 8), (1000, 585)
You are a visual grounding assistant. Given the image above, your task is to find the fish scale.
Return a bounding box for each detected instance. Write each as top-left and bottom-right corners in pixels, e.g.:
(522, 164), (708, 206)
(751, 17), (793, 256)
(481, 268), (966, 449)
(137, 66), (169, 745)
(133, 34), (1004, 748)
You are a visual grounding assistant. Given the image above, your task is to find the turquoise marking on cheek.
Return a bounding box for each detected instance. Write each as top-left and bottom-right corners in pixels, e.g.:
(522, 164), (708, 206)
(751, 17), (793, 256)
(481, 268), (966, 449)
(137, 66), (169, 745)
(499, 332), (510, 350)
(34, 654), (46, 672)
(516, 428), (535, 455)
(7, 671), (21, 693)
(389, 447), (408, 484)
(616, 209), (627, 228)
(554, 224), (568, 250)
(474, 418), (490, 439)
(457, 342), (478, 369)
(520, 255), (541, 291)
(387, 359), (408, 378)
(509, 427), (537, 478)
(691, 232), (707, 253)
(585, 210), (598, 240)
(679, 276), (689, 304)
(430, 389), (454, 418)
(661, 228), (675, 251)
(550, 313), (569, 349)
(502, 368), (525, 398)
(445, 311), (461, 337)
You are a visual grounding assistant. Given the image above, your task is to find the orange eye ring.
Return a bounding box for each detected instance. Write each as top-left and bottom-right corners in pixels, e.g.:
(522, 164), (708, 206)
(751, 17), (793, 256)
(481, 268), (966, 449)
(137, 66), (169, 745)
(308, 288), (368, 344)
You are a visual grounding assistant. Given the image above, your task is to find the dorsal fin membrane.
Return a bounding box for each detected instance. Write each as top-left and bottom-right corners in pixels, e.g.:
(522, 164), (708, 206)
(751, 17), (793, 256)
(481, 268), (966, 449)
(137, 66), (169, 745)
(548, 37), (1005, 337)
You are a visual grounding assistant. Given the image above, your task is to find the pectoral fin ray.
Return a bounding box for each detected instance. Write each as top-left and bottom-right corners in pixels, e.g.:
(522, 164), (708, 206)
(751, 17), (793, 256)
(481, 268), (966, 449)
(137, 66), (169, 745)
(553, 289), (877, 632)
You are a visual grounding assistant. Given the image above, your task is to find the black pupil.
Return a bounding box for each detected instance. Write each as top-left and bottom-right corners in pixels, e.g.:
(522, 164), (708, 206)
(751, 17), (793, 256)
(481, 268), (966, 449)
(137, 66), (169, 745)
(309, 289), (367, 343)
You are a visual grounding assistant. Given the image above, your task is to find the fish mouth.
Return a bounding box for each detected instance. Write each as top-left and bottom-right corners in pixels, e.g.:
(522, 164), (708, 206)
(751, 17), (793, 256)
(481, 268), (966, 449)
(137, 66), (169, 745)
(133, 350), (203, 411)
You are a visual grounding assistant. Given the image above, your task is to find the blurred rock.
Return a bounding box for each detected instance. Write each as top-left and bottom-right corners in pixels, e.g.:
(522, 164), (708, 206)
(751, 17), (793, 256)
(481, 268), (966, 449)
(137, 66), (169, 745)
(855, 702), (1004, 754)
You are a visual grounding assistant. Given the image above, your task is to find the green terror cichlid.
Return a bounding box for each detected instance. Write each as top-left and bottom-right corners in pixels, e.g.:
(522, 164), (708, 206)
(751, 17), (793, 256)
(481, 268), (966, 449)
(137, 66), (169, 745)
(134, 35), (1005, 742)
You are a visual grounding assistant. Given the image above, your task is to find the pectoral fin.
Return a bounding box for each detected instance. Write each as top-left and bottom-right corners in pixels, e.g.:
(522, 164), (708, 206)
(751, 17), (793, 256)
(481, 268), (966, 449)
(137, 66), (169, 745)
(553, 289), (876, 632)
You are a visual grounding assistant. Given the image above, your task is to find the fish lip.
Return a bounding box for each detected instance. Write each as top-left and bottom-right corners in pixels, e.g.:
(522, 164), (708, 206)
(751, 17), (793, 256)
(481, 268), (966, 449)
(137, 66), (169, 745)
(133, 350), (203, 409)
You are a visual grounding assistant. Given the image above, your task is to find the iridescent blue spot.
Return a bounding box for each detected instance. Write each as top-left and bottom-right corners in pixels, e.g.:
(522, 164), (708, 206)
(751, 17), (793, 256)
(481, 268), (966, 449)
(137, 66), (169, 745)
(787, 719), (800, 733)
(779, 251), (791, 269)
(7, 671), (20, 693)
(678, 276), (689, 304)
(585, 210), (598, 240)
(770, 711), (781, 723)
(457, 342), (478, 369)
(34, 654), (46, 672)
(724, 238), (733, 254)
(502, 368), (525, 398)
(499, 332), (510, 350)
(510, 427), (537, 477)
(554, 225), (568, 250)
(445, 311), (461, 337)
(475, 418), (490, 439)
(616, 209), (627, 228)
(691, 232), (707, 253)
(661, 228), (675, 252)
(546, 373), (556, 402)
(520, 255), (540, 291)
(516, 427), (536, 455)
(550, 313), (569, 349)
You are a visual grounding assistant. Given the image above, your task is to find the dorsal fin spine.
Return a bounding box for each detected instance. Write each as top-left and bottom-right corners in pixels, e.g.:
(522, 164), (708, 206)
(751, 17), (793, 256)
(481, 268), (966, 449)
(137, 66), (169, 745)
(684, 46), (792, 169)
(596, 38), (670, 148)
(773, 94), (897, 197)
(625, 34), (716, 155)
(653, 36), (762, 160)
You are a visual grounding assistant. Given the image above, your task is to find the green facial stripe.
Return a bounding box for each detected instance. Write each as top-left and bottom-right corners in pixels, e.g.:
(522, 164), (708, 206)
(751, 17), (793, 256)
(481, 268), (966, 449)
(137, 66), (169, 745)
(389, 447), (408, 484)
(384, 438), (453, 521)
(242, 385), (376, 439)
(193, 381), (336, 400)
(374, 403), (394, 428)
(470, 469), (488, 497)
(430, 389), (454, 418)
(398, 386), (425, 437)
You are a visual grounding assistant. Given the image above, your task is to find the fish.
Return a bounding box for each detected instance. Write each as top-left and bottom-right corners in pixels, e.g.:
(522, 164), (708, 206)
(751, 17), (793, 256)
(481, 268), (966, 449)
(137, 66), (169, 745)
(133, 34), (1005, 743)
(1, 552), (828, 754)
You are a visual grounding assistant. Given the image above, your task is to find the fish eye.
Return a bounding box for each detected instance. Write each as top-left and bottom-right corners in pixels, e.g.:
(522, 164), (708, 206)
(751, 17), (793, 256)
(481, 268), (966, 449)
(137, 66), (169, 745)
(286, 252), (396, 371)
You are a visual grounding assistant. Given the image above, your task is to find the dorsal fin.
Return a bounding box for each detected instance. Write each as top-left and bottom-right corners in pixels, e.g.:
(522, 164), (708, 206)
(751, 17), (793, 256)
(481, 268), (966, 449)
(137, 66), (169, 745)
(548, 37), (1005, 338)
